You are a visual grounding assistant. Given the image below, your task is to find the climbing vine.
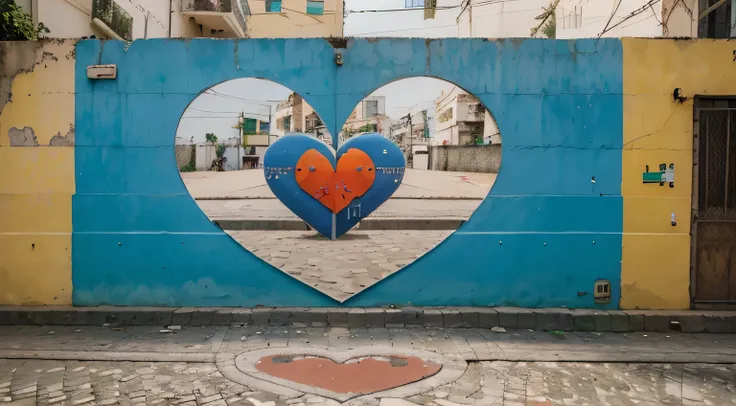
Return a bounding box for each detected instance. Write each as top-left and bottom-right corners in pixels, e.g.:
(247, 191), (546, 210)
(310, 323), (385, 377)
(0, 0), (49, 40)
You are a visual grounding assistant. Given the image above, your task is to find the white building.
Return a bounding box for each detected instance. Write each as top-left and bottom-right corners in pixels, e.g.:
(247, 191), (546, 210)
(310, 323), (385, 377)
(273, 93), (331, 143)
(434, 87), (499, 146)
(15, 0), (343, 41)
(391, 108), (429, 151)
(345, 0), (551, 38)
(556, 0), (698, 38)
(341, 96), (392, 140)
(345, 0), (699, 39)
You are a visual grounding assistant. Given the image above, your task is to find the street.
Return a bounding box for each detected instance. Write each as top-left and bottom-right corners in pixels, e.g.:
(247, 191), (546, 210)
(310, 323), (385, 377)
(0, 326), (734, 405)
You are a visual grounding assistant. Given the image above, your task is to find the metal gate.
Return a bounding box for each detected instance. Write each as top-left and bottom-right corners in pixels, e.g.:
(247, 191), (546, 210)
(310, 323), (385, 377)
(693, 105), (736, 305)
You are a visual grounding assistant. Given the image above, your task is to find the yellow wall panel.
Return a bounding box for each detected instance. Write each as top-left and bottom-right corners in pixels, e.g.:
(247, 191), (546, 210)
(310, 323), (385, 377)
(624, 197), (691, 234)
(621, 234), (691, 310)
(0, 40), (75, 305)
(0, 193), (72, 233)
(0, 235), (72, 305)
(0, 148), (74, 194)
(622, 38), (736, 309)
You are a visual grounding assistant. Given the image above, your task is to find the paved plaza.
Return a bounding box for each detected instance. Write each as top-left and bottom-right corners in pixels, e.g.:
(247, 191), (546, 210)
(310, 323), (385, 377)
(0, 326), (735, 405)
(199, 200), (479, 222)
(228, 231), (453, 301)
(181, 170), (496, 200)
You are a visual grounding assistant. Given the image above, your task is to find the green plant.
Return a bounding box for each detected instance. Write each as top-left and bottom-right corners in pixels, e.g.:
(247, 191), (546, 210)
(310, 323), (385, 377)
(548, 330), (566, 339)
(205, 133), (218, 145)
(543, 8), (556, 38)
(0, 0), (50, 40)
(215, 143), (227, 158)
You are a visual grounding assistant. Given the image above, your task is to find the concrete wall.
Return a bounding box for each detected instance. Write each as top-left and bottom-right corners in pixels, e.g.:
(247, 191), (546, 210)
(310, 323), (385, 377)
(174, 144), (194, 170)
(429, 145), (501, 173)
(2, 37), (733, 310)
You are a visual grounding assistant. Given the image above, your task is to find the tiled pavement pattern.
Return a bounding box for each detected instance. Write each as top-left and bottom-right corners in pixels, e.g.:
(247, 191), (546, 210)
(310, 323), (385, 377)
(228, 231), (452, 301)
(1, 359), (734, 405)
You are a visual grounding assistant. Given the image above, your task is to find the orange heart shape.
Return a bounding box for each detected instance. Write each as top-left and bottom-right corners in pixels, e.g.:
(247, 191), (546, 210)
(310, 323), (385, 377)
(295, 148), (376, 214)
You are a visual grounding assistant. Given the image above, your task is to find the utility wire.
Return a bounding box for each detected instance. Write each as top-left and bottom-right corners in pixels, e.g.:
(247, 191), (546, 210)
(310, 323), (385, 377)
(597, 0), (660, 37)
(598, 0), (623, 40)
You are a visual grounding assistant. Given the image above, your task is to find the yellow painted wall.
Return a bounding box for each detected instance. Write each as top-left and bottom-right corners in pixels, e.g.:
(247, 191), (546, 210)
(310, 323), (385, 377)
(0, 40), (75, 305)
(247, 0), (343, 38)
(621, 39), (736, 309)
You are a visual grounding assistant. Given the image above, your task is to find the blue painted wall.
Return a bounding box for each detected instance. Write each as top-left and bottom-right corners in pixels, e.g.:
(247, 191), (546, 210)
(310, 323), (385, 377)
(73, 38), (622, 308)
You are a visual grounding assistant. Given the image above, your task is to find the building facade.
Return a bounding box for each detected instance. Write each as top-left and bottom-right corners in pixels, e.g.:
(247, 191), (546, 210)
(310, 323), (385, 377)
(433, 87), (499, 146)
(556, 0), (698, 39)
(14, 0), (342, 40)
(341, 96), (391, 142)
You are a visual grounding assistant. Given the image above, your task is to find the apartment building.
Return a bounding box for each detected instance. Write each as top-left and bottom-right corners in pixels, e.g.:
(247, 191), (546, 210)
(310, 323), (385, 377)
(15, 0), (343, 40)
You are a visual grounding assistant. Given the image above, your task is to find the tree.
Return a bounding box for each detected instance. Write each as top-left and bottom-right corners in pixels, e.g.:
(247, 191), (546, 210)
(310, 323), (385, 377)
(543, 8), (556, 38)
(0, 0), (49, 40)
(205, 133), (218, 145)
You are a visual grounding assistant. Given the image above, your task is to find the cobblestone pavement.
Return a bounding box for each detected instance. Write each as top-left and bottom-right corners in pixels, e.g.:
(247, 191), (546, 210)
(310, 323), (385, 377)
(228, 231), (452, 301)
(1, 358), (734, 405)
(182, 170), (496, 200)
(199, 200), (479, 221)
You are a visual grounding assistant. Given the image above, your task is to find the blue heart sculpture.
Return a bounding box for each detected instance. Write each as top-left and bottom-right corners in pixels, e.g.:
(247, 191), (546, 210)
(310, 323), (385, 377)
(263, 133), (406, 239)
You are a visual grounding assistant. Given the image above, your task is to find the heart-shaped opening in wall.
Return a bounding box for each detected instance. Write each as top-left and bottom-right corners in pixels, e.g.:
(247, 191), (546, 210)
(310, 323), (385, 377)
(176, 77), (501, 302)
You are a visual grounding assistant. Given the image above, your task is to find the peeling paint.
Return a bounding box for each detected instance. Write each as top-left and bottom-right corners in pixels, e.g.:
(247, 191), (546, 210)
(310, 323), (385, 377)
(8, 126), (39, 146)
(49, 124), (75, 147)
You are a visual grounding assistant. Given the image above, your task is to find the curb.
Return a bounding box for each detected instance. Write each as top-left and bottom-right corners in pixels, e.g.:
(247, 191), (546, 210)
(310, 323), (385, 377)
(1, 306), (735, 333)
(213, 218), (465, 231)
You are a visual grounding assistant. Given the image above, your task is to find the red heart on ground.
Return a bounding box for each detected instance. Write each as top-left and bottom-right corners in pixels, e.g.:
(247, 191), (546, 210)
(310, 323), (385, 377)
(255, 355), (441, 395)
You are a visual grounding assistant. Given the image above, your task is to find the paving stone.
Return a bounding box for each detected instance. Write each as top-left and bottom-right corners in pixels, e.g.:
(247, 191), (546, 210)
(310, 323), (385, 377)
(211, 309), (234, 326)
(384, 309), (404, 328)
(231, 309), (253, 325)
(348, 309), (367, 328)
(573, 310), (596, 332)
(251, 308), (273, 326)
(459, 309), (480, 328)
(643, 312), (673, 332)
(420, 309), (443, 328)
(476, 308), (499, 328)
(363, 309), (385, 328)
(327, 309), (349, 327)
(495, 308), (519, 328)
(679, 314), (706, 333)
(627, 313), (646, 331)
(441, 309), (463, 328)
(535, 308), (574, 331)
(608, 311), (629, 332)
(402, 308), (423, 326)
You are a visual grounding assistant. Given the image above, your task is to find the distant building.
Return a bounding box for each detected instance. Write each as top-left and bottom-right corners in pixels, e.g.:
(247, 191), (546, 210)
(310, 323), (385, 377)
(341, 96), (391, 142)
(273, 93), (331, 144)
(15, 0), (343, 41)
(433, 87), (499, 146)
(391, 109), (429, 152)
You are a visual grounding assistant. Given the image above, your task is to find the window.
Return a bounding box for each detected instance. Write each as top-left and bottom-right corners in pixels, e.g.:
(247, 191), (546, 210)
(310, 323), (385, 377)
(266, 0), (282, 12)
(405, 0), (423, 7)
(306, 0), (324, 15)
(283, 116), (291, 131)
(363, 100), (379, 117)
(242, 118), (258, 135)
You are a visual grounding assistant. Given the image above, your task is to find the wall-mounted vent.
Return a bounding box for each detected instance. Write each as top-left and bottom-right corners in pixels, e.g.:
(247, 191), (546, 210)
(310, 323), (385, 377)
(594, 280), (611, 304)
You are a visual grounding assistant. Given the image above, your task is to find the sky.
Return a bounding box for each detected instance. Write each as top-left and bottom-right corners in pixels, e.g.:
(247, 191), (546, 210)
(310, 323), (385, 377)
(176, 77), (457, 145)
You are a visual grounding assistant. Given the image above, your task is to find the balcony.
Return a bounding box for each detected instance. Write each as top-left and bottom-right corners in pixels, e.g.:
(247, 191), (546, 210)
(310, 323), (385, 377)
(91, 0), (133, 41)
(180, 0), (249, 37)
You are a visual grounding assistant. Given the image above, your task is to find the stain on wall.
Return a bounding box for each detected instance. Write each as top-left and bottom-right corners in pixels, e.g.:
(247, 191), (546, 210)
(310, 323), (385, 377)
(0, 40), (76, 305)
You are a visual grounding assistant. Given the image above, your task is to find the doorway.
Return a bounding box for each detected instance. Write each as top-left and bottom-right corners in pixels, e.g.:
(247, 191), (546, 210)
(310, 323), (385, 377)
(692, 97), (736, 307)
